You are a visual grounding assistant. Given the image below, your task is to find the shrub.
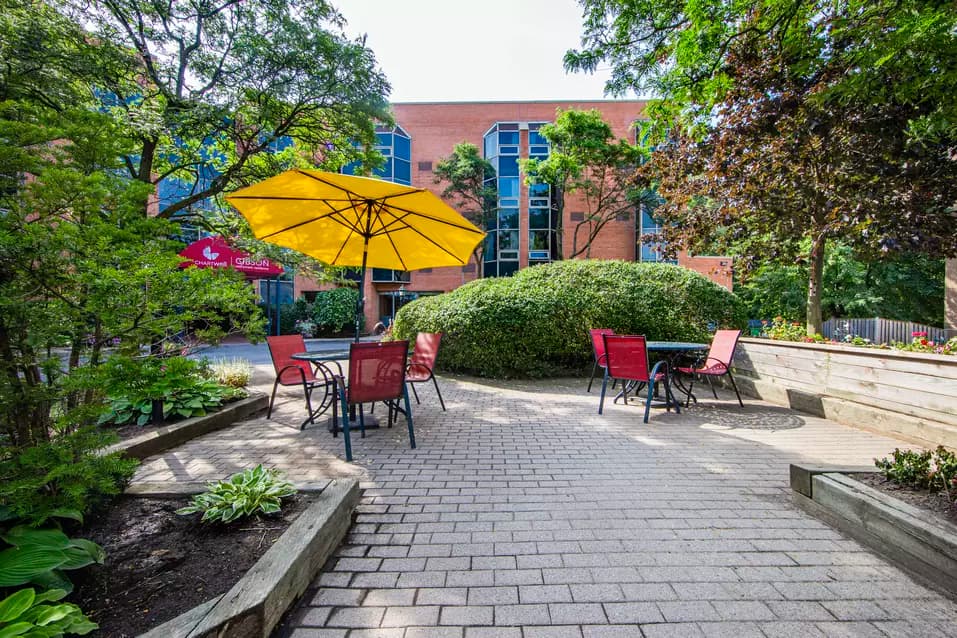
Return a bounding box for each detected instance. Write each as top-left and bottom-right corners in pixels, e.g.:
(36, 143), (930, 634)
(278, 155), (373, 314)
(175, 465), (296, 524)
(312, 287), (359, 335)
(0, 428), (137, 526)
(206, 358), (252, 388)
(392, 260), (747, 378)
(875, 448), (933, 488)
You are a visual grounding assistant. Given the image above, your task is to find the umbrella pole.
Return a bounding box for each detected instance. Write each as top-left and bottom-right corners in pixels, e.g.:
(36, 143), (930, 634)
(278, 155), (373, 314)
(354, 238), (369, 343)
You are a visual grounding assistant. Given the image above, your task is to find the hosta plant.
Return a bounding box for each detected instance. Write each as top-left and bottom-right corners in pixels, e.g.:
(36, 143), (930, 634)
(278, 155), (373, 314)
(0, 524), (105, 593)
(176, 465), (296, 524)
(0, 588), (97, 637)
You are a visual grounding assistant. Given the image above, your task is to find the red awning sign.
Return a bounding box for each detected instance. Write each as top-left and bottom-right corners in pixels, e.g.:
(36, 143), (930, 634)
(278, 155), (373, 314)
(179, 236), (284, 277)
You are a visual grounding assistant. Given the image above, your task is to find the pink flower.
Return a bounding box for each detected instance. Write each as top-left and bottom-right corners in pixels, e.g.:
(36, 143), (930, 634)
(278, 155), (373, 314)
(913, 331), (928, 337)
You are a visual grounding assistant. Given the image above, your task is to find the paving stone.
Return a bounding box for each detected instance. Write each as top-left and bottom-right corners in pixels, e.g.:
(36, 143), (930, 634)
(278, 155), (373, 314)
(134, 365), (957, 638)
(463, 628), (521, 638)
(439, 605), (494, 626)
(467, 586), (519, 606)
(549, 603), (608, 625)
(380, 605), (440, 627)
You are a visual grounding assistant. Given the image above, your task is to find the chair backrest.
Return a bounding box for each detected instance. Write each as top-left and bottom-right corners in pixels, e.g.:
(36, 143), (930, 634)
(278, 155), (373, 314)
(347, 340), (410, 404)
(409, 332), (441, 371)
(708, 329), (742, 367)
(603, 334), (651, 383)
(267, 335), (315, 384)
(589, 328), (615, 361)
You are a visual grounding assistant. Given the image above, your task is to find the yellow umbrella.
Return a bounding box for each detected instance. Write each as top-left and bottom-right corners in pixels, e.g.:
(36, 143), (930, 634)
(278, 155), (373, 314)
(225, 169), (485, 339)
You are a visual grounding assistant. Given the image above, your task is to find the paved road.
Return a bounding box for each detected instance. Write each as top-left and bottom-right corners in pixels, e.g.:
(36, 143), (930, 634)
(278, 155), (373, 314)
(138, 342), (957, 637)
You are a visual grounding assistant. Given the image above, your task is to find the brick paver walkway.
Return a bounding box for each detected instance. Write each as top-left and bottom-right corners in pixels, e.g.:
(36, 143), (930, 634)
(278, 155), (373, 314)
(133, 365), (957, 637)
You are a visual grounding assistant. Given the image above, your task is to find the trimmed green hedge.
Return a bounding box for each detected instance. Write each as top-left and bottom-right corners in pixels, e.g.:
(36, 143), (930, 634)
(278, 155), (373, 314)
(392, 260), (747, 378)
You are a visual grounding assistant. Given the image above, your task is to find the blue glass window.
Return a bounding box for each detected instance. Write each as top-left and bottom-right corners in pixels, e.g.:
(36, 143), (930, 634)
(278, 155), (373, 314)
(499, 131), (519, 145)
(498, 156), (519, 177)
(394, 159), (411, 184)
(528, 183), (549, 198)
(499, 230), (519, 251)
(529, 131), (548, 146)
(498, 208), (519, 229)
(498, 178), (519, 198)
(393, 133), (410, 159)
(375, 132), (391, 148)
(484, 134), (497, 158)
(529, 207), (549, 228)
(499, 145), (519, 155)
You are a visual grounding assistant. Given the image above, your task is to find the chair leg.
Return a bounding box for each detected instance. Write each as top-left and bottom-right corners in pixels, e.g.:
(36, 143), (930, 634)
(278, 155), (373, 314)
(268, 378), (280, 420)
(301, 383), (315, 430)
(432, 376), (446, 411)
(727, 371), (744, 407)
(706, 375), (718, 399)
(402, 386), (416, 449)
(598, 371), (610, 414)
(410, 382), (421, 405)
(338, 387), (352, 462)
(587, 360), (599, 393)
(684, 375), (696, 408)
(643, 378), (654, 423)
(665, 375), (680, 415)
(358, 408), (366, 438)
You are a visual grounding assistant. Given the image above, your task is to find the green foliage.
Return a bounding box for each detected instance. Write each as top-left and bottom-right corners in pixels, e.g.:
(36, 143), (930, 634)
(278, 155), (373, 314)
(737, 245), (945, 326)
(206, 358), (253, 389)
(97, 357), (244, 426)
(0, 588), (97, 637)
(763, 318), (811, 343)
(0, 429), (136, 526)
(0, 524), (104, 594)
(876, 447), (957, 498)
(392, 260), (746, 378)
(176, 465), (296, 524)
(311, 288), (359, 335)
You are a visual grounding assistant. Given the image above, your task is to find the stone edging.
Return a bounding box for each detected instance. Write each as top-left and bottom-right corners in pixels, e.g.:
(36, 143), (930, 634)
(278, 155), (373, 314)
(790, 464), (957, 599)
(106, 393), (268, 460)
(140, 478), (359, 638)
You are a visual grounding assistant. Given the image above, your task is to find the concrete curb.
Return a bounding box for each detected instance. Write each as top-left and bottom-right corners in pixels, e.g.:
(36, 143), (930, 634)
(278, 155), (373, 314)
(125, 480), (333, 498)
(140, 478), (359, 638)
(790, 463), (957, 599)
(106, 393), (268, 461)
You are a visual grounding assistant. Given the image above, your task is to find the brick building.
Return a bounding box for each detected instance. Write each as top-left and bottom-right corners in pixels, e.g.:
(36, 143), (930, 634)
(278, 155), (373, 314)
(294, 100), (733, 331)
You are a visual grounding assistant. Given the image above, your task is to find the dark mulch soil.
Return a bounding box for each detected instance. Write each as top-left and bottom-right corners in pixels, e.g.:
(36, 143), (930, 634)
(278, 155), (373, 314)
(854, 472), (957, 528)
(70, 493), (312, 637)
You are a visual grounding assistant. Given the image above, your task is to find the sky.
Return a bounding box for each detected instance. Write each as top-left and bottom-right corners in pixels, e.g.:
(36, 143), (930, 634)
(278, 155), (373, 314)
(335, 0), (617, 103)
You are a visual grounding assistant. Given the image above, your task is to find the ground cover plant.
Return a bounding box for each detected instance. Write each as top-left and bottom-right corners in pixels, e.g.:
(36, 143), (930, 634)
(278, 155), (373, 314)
(392, 259), (746, 378)
(758, 318), (957, 356)
(176, 465), (297, 524)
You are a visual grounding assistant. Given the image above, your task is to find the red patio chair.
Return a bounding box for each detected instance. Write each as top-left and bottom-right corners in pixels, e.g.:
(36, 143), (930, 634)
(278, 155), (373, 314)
(406, 332), (446, 411)
(599, 334), (680, 423)
(266, 335), (336, 430)
(676, 329), (744, 407)
(587, 328), (615, 393)
(335, 341), (415, 462)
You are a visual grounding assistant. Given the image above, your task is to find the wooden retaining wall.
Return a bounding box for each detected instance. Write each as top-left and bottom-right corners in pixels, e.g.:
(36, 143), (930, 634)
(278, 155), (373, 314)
(734, 338), (957, 449)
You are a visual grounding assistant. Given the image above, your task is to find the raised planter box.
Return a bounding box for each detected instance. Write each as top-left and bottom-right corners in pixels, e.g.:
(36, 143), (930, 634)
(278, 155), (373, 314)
(790, 464), (957, 598)
(140, 478), (359, 638)
(733, 338), (957, 449)
(106, 393), (268, 460)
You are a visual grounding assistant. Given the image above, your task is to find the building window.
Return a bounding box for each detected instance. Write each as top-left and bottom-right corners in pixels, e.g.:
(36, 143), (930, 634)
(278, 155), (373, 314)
(482, 121), (554, 276)
(342, 124), (412, 185)
(635, 121), (676, 264)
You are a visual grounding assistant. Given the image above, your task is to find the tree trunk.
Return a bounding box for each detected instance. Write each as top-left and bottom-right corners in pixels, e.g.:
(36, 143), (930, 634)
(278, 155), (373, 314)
(806, 235), (826, 336)
(553, 186), (565, 260)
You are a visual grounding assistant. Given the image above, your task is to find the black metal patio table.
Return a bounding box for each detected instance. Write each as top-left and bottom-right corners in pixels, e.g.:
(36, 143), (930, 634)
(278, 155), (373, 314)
(291, 350), (383, 429)
(646, 341), (708, 404)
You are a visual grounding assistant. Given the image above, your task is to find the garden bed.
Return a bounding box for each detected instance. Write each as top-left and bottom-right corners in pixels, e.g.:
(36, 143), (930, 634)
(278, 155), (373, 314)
(854, 472), (957, 528)
(70, 493), (316, 637)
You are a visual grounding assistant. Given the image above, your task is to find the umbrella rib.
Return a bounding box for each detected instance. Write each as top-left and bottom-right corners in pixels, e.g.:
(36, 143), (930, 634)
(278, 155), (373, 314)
(371, 201), (485, 234)
(387, 212), (472, 265)
(369, 203), (410, 271)
(296, 169), (421, 202)
(258, 201), (366, 240)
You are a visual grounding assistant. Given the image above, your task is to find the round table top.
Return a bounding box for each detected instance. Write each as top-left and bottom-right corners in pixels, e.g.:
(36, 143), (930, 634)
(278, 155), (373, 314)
(291, 350), (351, 362)
(646, 341), (708, 351)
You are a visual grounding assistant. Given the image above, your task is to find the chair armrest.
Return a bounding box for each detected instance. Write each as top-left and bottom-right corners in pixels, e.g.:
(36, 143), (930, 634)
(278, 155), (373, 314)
(407, 362), (434, 377)
(277, 364), (308, 386)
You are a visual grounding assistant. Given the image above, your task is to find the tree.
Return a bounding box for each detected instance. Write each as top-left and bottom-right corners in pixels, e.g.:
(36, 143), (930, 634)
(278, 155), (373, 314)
(55, 0), (392, 222)
(568, 0), (957, 333)
(520, 109), (642, 259)
(433, 143), (497, 277)
(0, 2), (265, 448)
(737, 246), (946, 327)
